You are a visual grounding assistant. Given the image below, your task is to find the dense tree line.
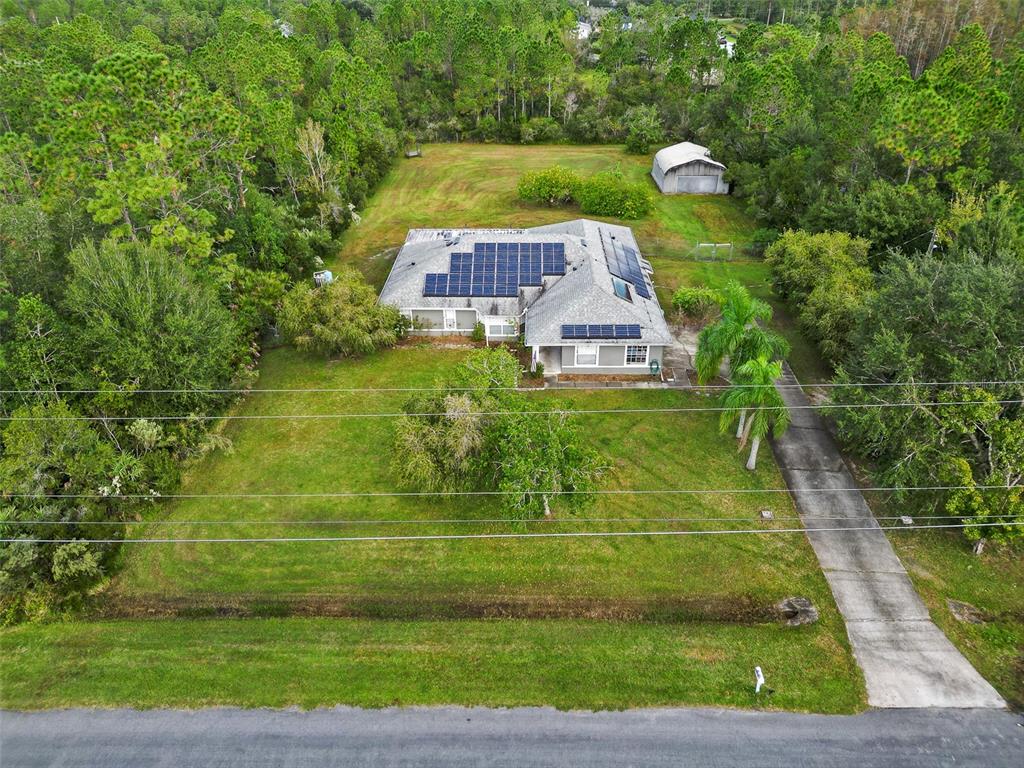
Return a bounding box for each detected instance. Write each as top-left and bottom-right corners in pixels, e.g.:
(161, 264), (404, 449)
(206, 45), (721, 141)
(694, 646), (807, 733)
(0, 1), (403, 616)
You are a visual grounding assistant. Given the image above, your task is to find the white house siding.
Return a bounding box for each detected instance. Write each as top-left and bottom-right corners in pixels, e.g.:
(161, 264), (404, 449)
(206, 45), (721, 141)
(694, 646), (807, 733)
(558, 344), (664, 375)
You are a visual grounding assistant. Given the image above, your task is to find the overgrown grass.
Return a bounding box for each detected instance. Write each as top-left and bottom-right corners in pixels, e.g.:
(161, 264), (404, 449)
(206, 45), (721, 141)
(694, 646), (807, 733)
(0, 345), (863, 712)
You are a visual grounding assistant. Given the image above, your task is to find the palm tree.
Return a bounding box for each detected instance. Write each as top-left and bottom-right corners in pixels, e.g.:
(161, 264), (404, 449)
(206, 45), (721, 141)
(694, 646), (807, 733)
(695, 282), (789, 438)
(694, 281), (774, 384)
(719, 355), (790, 471)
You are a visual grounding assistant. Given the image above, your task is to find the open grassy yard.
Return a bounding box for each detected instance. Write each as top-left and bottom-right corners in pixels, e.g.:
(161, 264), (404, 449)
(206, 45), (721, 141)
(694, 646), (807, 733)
(1, 144), (851, 712)
(0, 345), (863, 712)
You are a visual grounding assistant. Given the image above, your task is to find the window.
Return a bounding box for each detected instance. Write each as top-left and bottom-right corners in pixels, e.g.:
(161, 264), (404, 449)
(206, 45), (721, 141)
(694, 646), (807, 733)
(611, 276), (632, 302)
(625, 345), (648, 365)
(486, 322), (516, 337)
(575, 344), (599, 366)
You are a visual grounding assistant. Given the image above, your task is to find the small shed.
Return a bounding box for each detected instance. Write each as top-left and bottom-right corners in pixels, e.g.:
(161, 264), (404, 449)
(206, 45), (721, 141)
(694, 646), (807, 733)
(651, 142), (729, 195)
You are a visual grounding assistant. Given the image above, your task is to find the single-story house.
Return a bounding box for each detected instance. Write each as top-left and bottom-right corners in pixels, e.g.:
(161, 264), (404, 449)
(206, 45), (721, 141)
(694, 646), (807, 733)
(377, 219), (674, 376)
(651, 141), (729, 195)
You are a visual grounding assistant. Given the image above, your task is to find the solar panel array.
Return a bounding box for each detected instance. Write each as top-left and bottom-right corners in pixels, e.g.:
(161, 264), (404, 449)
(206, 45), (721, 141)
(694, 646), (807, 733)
(606, 240), (651, 299)
(423, 242), (566, 297)
(561, 324), (642, 340)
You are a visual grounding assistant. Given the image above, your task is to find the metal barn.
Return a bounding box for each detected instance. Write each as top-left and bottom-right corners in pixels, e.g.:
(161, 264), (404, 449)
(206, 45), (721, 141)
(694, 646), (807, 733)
(651, 142), (729, 195)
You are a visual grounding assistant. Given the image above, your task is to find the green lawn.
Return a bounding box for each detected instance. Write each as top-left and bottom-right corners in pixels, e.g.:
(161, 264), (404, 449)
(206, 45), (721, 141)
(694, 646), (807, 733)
(887, 529), (1024, 709)
(0, 345), (863, 712)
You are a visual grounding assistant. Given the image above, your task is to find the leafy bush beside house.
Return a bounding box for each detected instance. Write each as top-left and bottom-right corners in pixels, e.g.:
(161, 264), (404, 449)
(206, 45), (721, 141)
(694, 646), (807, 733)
(279, 268), (408, 358)
(671, 285), (723, 325)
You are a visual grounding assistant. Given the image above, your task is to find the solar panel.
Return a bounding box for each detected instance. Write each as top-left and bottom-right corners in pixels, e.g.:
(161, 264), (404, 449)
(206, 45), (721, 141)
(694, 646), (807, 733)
(606, 240), (651, 300)
(424, 273), (449, 296)
(425, 241), (570, 297)
(561, 323), (642, 340)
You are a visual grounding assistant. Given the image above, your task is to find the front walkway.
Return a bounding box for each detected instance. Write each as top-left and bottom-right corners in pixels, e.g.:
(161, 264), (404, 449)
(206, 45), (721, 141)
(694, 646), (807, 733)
(770, 366), (1005, 708)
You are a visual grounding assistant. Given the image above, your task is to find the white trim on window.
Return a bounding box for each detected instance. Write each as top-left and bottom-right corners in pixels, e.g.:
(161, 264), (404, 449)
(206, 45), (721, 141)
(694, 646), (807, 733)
(486, 322), (517, 337)
(574, 344), (599, 367)
(625, 345), (649, 366)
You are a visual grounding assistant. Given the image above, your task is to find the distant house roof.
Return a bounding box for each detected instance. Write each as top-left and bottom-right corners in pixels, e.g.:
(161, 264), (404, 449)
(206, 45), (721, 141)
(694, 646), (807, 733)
(377, 219), (673, 347)
(653, 141), (726, 175)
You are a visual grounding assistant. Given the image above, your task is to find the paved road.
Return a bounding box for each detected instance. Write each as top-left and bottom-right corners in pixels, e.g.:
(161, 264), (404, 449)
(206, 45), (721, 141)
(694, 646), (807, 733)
(770, 366), (1005, 708)
(2, 706), (1021, 767)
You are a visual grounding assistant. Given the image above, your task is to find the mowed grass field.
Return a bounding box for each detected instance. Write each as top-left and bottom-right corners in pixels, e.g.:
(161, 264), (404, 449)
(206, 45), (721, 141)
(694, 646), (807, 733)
(0, 346), (864, 712)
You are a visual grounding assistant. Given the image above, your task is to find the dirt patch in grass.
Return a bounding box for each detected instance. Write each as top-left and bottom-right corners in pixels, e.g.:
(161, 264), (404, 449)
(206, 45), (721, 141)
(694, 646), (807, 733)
(93, 593), (780, 624)
(557, 374), (662, 383)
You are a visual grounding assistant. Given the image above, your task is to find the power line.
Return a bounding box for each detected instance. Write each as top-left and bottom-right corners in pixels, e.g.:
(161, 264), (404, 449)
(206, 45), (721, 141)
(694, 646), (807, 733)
(3, 483), (1014, 500)
(4, 520), (1019, 544)
(2, 513), (984, 526)
(3, 399), (1021, 421)
(3, 379), (1022, 395)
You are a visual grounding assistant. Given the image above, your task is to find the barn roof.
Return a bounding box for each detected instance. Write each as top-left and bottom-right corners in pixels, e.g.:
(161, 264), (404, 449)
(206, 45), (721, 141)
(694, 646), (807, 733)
(653, 141), (725, 174)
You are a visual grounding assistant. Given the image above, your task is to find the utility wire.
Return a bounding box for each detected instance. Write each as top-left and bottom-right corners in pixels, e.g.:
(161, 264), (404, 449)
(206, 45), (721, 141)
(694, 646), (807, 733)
(2, 379), (1022, 395)
(2, 513), (988, 526)
(4, 520), (1019, 544)
(3, 398), (1021, 421)
(3, 483), (1015, 500)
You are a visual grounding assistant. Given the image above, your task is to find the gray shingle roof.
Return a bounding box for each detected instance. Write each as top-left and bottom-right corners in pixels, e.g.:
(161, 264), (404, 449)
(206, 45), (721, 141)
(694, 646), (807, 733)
(377, 219), (673, 346)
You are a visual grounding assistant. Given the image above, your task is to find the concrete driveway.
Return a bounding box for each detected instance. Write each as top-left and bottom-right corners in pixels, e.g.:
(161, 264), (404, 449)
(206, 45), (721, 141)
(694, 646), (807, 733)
(770, 366), (1005, 708)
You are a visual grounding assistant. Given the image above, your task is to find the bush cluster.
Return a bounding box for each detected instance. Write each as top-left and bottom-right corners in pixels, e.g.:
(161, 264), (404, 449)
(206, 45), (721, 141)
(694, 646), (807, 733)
(517, 166), (653, 220)
(671, 285), (723, 324)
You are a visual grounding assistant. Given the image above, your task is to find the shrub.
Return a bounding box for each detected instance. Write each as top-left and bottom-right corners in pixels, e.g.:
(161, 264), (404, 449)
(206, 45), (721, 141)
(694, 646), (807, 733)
(470, 321), (485, 342)
(577, 171), (654, 219)
(51, 541), (103, 595)
(279, 267), (407, 357)
(519, 117), (564, 144)
(517, 166), (581, 206)
(672, 285), (723, 324)
(533, 362), (545, 379)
